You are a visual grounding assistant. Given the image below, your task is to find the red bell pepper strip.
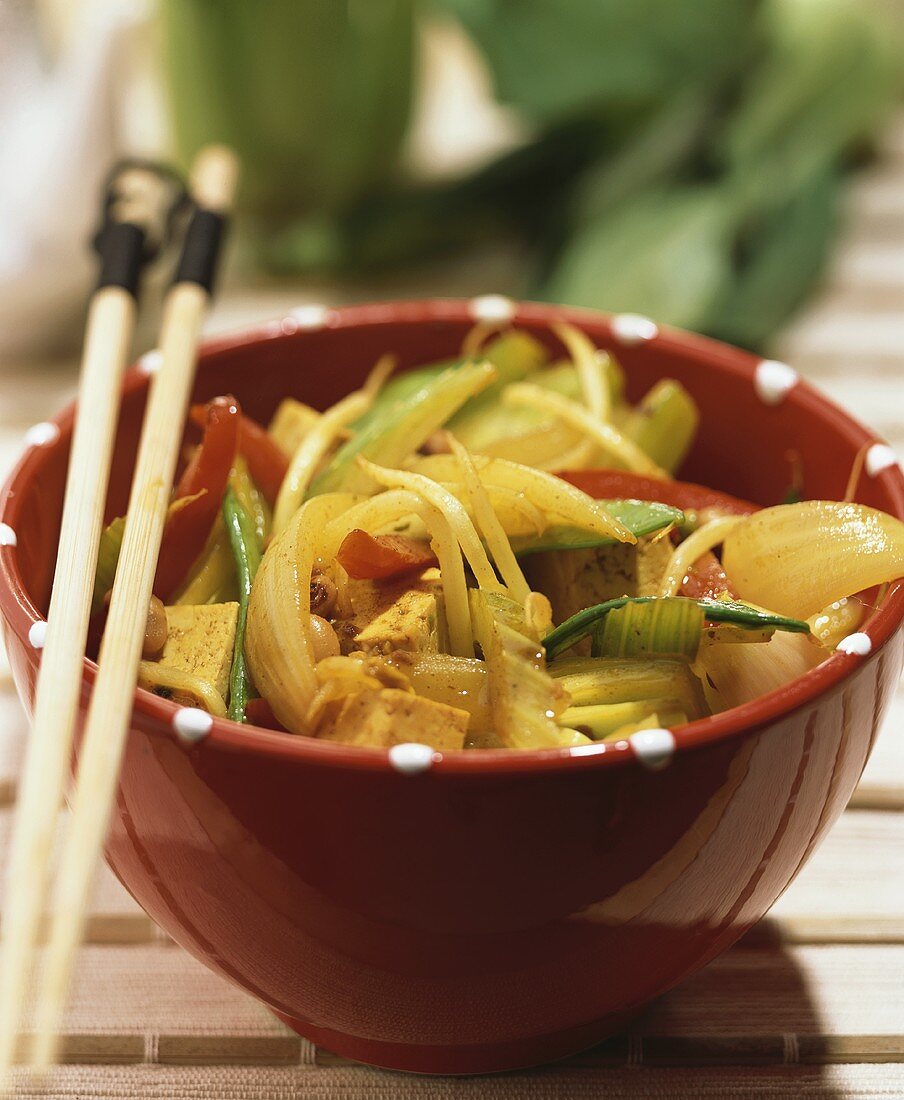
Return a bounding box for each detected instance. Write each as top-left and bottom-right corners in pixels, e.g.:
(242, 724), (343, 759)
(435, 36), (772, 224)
(190, 405), (289, 506)
(680, 551), (736, 600)
(337, 529), (437, 581)
(557, 470), (759, 517)
(154, 396), (240, 600)
(245, 696), (288, 732)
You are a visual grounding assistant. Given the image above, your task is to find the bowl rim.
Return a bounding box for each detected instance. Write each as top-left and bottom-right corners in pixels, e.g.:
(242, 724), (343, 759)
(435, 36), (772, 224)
(1, 297), (903, 776)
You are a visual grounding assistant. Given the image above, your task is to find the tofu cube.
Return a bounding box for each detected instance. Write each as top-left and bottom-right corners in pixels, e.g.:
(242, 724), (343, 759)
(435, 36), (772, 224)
(343, 568), (441, 656)
(318, 688), (468, 751)
(524, 535), (672, 626)
(159, 603), (239, 699)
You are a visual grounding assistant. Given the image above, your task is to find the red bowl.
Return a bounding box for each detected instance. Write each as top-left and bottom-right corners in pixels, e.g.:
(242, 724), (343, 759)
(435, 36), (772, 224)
(1, 300), (903, 1074)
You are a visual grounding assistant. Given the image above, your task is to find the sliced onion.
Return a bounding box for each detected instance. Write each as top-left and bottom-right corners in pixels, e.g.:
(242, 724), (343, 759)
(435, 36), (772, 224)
(660, 515), (744, 597)
(722, 501), (904, 619)
(411, 454), (635, 543)
(503, 383), (664, 476)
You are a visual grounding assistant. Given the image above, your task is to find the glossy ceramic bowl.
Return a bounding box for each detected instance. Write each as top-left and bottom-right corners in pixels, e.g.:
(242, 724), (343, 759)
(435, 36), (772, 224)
(1, 300), (903, 1075)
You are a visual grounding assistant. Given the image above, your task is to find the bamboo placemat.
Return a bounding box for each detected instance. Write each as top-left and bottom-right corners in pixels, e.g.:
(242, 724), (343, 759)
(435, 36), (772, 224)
(1, 114), (903, 1100)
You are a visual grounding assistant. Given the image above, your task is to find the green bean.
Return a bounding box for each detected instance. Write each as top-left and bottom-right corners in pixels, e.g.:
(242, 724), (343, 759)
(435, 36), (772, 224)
(223, 488), (262, 722)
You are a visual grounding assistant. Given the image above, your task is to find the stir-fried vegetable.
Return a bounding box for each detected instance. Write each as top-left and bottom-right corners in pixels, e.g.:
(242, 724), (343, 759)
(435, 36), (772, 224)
(155, 396), (241, 601)
(223, 488), (263, 722)
(623, 379), (699, 473)
(722, 501), (904, 619)
(337, 530), (437, 580)
(309, 361), (496, 498)
(91, 516), (126, 616)
(543, 595), (810, 660)
(470, 590), (588, 750)
(594, 597), (706, 660)
(125, 325), (903, 752)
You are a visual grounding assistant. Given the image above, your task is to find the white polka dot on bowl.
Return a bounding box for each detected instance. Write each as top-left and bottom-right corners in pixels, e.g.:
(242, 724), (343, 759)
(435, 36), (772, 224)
(290, 304), (331, 330)
(629, 727), (676, 771)
(754, 359), (798, 406)
(173, 707), (214, 744)
(0, 523), (16, 547)
(836, 632), (872, 657)
(388, 742), (436, 775)
(610, 314), (658, 346)
(865, 443), (898, 477)
(24, 422), (60, 448)
(468, 295), (517, 324)
(28, 620), (47, 649)
(137, 349), (163, 374)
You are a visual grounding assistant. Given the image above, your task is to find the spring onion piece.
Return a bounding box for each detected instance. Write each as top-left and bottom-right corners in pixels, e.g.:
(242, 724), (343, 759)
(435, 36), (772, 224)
(543, 595), (810, 660)
(549, 655), (706, 718)
(593, 597), (706, 660)
(223, 488), (263, 723)
(624, 380), (699, 473)
(722, 501), (904, 619)
(469, 589), (589, 750)
(503, 383), (666, 476)
(310, 360), (496, 499)
(660, 515), (744, 596)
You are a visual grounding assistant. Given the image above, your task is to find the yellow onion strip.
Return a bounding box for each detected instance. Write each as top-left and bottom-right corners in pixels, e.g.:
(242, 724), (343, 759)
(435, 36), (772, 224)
(411, 454), (635, 544)
(481, 419), (590, 469)
(273, 390), (372, 535)
(552, 321), (609, 422)
(358, 458), (500, 592)
(503, 383), (665, 477)
(137, 662), (227, 717)
(697, 631), (823, 713)
(362, 353), (397, 396)
(448, 435), (531, 602)
(722, 501), (904, 619)
(660, 516), (745, 597)
(808, 597), (866, 648)
(323, 486), (474, 658)
(246, 495), (348, 732)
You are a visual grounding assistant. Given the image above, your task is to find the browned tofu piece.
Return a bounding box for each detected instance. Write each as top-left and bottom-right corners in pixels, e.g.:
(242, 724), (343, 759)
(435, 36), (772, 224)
(160, 603), (239, 699)
(523, 535), (672, 626)
(317, 688), (468, 751)
(341, 568), (441, 656)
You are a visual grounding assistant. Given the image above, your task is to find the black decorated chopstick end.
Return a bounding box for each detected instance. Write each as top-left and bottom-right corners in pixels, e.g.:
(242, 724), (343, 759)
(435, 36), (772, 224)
(172, 145), (239, 295)
(93, 160), (188, 297)
(172, 208), (227, 294)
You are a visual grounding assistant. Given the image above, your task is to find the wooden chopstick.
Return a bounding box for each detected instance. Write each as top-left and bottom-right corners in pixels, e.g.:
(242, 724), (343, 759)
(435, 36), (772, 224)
(26, 146), (239, 1075)
(0, 165), (182, 1089)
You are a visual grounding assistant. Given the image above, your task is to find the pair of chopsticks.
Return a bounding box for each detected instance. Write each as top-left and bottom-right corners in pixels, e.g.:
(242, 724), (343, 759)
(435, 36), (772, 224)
(0, 145), (239, 1086)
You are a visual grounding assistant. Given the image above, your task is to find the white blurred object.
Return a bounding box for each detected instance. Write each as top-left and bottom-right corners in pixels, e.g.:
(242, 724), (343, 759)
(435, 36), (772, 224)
(0, 0), (149, 360)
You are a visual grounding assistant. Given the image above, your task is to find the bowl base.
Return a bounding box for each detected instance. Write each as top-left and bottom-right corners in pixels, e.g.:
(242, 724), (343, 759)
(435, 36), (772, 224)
(272, 1007), (644, 1075)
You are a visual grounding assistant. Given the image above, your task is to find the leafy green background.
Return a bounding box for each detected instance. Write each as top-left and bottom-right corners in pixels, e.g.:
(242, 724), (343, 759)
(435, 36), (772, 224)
(163, 0), (902, 350)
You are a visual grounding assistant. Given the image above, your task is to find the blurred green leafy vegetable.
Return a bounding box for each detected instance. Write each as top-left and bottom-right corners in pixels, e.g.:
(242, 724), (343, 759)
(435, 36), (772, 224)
(174, 0), (902, 350)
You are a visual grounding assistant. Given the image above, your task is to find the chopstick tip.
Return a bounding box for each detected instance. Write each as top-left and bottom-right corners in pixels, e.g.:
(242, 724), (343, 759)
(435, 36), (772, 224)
(189, 145), (240, 214)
